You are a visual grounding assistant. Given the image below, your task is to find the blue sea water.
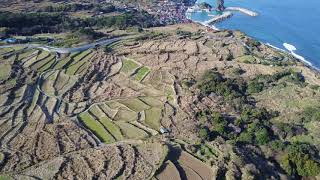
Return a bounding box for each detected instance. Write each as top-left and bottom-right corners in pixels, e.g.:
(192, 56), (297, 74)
(188, 0), (320, 68)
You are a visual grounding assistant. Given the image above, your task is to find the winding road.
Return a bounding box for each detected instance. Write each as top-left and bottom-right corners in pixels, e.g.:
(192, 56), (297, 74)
(0, 37), (122, 54)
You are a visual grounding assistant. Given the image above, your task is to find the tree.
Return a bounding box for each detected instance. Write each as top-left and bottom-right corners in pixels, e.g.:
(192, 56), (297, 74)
(255, 128), (270, 145)
(199, 127), (209, 140)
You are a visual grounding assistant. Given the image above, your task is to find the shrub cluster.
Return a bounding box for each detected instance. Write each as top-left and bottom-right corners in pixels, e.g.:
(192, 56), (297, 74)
(196, 46), (317, 178)
(197, 70), (246, 101)
(0, 10), (157, 36)
(247, 69), (305, 94)
(280, 143), (320, 176)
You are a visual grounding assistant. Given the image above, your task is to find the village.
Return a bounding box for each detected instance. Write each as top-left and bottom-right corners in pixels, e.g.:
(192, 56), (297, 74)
(106, 0), (195, 24)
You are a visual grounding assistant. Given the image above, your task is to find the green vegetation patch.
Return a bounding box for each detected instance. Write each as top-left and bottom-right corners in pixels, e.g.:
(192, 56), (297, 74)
(133, 66), (150, 81)
(30, 55), (55, 72)
(279, 143), (320, 176)
(64, 50), (94, 75)
(115, 121), (149, 139)
(65, 60), (87, 75)
(0, 47), (14, 55)
(197, 70), (246, 101)
(145, 107), (162, 130)
(0, 152), (4, 162)
(36, 50), (51, 61)
(165, 86), (175, 102)
(298, 106), (320, 123)
(248, 69), (305, 94)
(236, 55), (256, 64)
(0, 63), (11, 81)
(139, 96), (163, 107)
(99, 117), (124, 141)
(113, 108), (138, 122)
(118, 98), (150, 112)
(16, 49), (37, 61)
(0, 175), (12, 180)
(106, 101), (126, 109)
(89, 105), (106, 119)
(72, 50), (92, 63)
(53, 56), (73, 70)
(79, 112), (115, 143)
(121, 58), (140, 75)
(98, 104), (118, 118)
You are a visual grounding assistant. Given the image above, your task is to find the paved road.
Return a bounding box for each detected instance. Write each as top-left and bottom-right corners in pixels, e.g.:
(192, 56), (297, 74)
(0, 37), (122, 53)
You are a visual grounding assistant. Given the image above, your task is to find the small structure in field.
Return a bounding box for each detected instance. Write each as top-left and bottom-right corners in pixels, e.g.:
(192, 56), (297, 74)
(160, 126), (170, 134)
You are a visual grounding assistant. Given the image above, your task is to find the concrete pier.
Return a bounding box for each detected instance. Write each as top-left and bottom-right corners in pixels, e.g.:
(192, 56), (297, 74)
(204, 11), (233, 25)
(225, 7), (258, 16)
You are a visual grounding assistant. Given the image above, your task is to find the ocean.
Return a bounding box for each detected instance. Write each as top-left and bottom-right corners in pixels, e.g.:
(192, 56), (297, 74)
(187, 0), (320, 68)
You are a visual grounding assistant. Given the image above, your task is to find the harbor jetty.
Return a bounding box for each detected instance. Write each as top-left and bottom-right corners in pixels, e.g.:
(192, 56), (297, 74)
(204, 11), (233, 25)
(225, 7), (258, 16)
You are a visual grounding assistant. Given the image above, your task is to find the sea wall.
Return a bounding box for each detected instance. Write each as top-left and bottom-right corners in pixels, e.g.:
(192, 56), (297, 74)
(225, 7), (258, 16)
(204, 11), (233, 25)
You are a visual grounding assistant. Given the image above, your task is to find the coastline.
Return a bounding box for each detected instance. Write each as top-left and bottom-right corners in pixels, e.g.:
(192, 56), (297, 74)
(184, 0), (320, 73)
(266, 43), (320, 73)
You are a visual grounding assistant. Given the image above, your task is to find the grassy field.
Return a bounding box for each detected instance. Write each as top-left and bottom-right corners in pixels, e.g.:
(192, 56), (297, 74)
(98, 104), (118, 118)
(0, 63), (11, 81)
(65, 50), (93, 75)
(30, 55), (55, 72)
(145, 107), (162, 130)
(53, 56), (73, 70)
(65, 60), (87, 75)
(254, 84), (320, 123)
(99, 117), (124, 141)
(0, 175), (12, 180)
(113, 108), (138, 121)
(17, 49), (37, 61)
(134, 66), (150, 82)
(118, 98), (150, 112)
(0, 47), (14, 55)
(79, 112), (115, 143)
(0, 152), (4, 162)
(139, 96), (163, 107)
(72, 50), (92, 62)
(89, 105), (106, 119)
(235, 55), (256, 64)
(115, 121), (149, 139)
(23, 50), (50, 67)
(121, 58), (140, 74)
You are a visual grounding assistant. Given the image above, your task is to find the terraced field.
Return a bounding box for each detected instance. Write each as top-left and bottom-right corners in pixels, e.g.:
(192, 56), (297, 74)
(78, 96), (163, 143)
(155, 147), (214, 180)
(1, 25), (319, 179)
(0, 40), (177, 179)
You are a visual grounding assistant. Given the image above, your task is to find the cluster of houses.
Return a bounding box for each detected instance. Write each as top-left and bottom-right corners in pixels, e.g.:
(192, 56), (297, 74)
(106, 0), (193, 25)
(144, 0), (191, 24)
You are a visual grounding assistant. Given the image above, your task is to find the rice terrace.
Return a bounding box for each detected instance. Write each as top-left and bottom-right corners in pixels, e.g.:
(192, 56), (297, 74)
(1, 0), (320, 179)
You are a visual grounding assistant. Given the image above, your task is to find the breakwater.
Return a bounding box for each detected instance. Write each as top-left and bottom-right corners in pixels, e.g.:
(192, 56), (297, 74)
(204, 11), (233, 25)
(225, 7), (258, 16)
(203, 7), (257, 26)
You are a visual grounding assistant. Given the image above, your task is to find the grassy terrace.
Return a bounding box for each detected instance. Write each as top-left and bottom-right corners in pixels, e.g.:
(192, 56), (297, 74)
(79, 112), (115, 143)
(121, 58), (140, 74)
(0, 63), (11, 81)
(145, 107), (162, 130)
(31, 55), (55, 72)
(65, 50), (93, 75)
(115, 121), (149, 139)
(134, 66), (150, 82)
(78, 96), (165, 143)
(99, 116), (124, 141)
(113, 108), (138, 121)
(118, 98), (150, 112)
